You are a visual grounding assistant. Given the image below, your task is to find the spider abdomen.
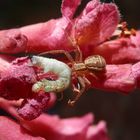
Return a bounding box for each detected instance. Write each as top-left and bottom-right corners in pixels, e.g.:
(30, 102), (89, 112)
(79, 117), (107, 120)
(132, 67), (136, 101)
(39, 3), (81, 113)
(84, 55), (106, 71)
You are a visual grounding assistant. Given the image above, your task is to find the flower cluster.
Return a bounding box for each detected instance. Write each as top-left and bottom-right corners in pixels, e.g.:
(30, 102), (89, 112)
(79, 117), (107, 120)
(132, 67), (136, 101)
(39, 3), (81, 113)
(0, 0), (139, 139)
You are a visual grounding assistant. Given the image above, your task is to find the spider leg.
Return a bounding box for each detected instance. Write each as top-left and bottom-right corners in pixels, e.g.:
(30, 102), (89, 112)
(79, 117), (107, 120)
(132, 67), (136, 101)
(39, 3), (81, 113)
(71, 81), (81, 95)
(38, 50), (74, 63)
(73, 48), (83, 62)
(71, 19), (83, 62)
(62, 21), (83, 62)
(68, 33), (82, 62)
(68, 76), (86, 106)
(83, 75), (91, 89)
(89, 72), (99, 80)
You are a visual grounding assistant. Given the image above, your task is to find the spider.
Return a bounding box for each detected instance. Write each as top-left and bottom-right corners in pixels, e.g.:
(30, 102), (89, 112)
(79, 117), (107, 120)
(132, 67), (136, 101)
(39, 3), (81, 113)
(38, 38), (106, 106)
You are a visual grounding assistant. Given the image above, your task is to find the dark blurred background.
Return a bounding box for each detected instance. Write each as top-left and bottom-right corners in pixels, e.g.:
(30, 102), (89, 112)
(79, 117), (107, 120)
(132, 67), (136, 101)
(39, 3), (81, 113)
(0, 0), (140, 140)
(0, 0), (140, 29)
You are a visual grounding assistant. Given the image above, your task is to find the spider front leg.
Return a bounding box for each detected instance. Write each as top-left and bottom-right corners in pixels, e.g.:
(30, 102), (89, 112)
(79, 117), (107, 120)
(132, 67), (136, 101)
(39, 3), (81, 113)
(68, 76), (86, 106)
(62, 24), (83, 63)
(38, 50), (74, 63)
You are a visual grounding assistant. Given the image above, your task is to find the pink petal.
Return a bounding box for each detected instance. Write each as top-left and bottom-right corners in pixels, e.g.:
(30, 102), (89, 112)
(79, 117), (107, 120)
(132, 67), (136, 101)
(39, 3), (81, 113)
(88, 62), (140, 93)
(0, 54), (16, 74)
(87, 121), (110, 140)
(0, 55), (11, 72)
(0, 116), (45, 140)
(75, 0), (120, 47)
(0, 18), (72, 54)
(131, 30), (140, 46)
(61, 0), (81, 19)
(0, 57), (36, 100)
(93, 32), (140, 64)
(20, 18), (73, 53)
(131, 62), (140, 87)
(0, 29), (27, 53)
(18, 91), (51, 121)
(21, 113), (94, 140)
(18, 93), (56, 121)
